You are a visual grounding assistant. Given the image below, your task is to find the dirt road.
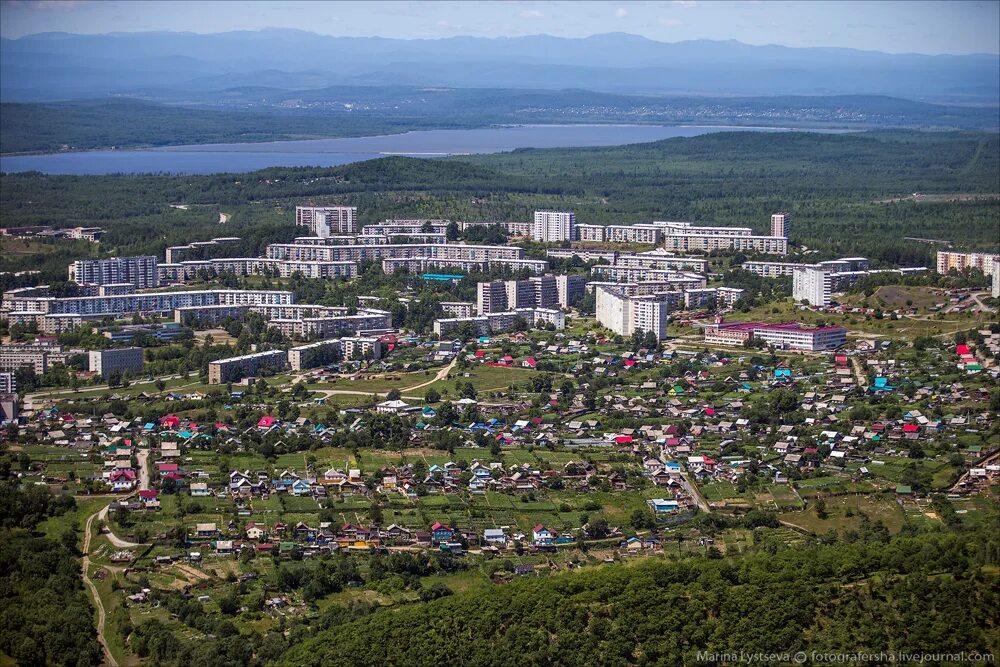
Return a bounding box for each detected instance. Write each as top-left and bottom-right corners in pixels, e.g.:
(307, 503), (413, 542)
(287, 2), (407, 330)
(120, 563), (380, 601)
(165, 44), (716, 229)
(82, 509), (119, 667)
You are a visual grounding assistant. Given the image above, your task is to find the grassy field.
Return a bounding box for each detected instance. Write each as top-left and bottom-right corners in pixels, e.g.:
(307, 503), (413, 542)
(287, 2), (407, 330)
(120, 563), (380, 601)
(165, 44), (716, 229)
(778, 494), (907, 535)
(737, 298), (994, 340)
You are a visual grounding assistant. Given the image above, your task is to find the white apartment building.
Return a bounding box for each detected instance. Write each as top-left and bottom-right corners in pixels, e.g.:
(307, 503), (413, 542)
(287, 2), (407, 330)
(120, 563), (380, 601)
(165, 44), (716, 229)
(655, 221), (753, 237)
(531, 211), (575, 243)
(295, 206), (358, 236)
(70, 256), (159, 289)
(440, 302), (475, 318)
(606, 224), (663, 244)
(792, 265), (832, 307)
(661, 234), (788, 254)
(770, 213), (790, 238)
(575, 224), (606, 242)
(703, 321), (846, 351)
(993, 264), (1000, 299)
(208, 350), (287, 384)
(936, 251), (1000, 275)
(595, 286), (670, 340)
(89, 347), (144, 377)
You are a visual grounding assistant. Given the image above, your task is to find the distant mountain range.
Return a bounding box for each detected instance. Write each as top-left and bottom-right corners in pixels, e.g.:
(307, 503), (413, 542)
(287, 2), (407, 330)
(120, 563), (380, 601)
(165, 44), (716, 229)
(2, 29), (998, 103)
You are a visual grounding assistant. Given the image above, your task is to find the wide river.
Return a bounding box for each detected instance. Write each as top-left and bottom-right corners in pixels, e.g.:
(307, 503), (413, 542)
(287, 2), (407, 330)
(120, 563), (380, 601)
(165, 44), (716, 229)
(0, 124), (843, 175)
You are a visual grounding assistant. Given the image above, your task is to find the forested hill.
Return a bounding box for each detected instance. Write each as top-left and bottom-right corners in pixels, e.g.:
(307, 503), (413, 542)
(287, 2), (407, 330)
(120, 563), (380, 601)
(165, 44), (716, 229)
(3, 130), (998, 289)
(280, 526), (999, 667)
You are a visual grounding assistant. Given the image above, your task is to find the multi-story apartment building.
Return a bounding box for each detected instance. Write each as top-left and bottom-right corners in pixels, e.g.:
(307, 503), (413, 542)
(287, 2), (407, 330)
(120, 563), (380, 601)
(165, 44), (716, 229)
(770, 213), (790, 239)
(683, 287), (745, 309)
(575, 224), (606, 243)
(661, 234), (788, 255)
(506, 278), (537, 309)
(0, 343), (75, 374)
(362, 219), (451, 236)
(159, 258), (358, 282)
(591, 265), (707, 287)
(477, 281), (508, 314)
(606, 224), (663, 244)
(531, 211), (575, 243)
(555, 275), (586, 308)
(612, 251), (709, 273)
(655, 221), (754, 237)
(742, 258), (870, 278)
(89, 347), (144, 377)
(440, 302), (475, 318)
(546, 248), (619, 263)
(208, 350), (287, 384)
(595, 285), (671, 340)
(70, 256), (159, 289)
(792, 265), (832, 307)
(703, 320), (846, 351)
(434, 308), (565, 338)
(936, 251), (1000, 275)
(295, 206), (358, 236)
(286, 337), (385, 371)
(993, 264), (1000, 299)
(0, 372), (15, 393)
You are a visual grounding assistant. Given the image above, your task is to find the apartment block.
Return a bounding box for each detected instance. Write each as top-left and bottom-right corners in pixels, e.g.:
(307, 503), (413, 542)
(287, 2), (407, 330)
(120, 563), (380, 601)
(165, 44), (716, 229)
(606, 224), (662, 244)
(0, 343), (74, 374)
(703, 320), (846, 351)
(208, 350), (287, 384)
(296, 206), (358, 236)
(0, 372), (14, 393)
(546, 248), (618, 263)
(575, 223), (606, 242)
(433, 308), (565, 338)
(591, 265), (707, 288)
(661, 234), (788, 255)
(287, 339), (347, 371)
(555, 275), (586, 308)
(993, 264), (1000, 299)
(441, 302), (475, 318)
(477, 281), (509, 314)
(70, 256), (159, 289)
(89, 347), (144, 377)
(792, 265), (832, 307)
(595, 286), (670, 340)
(531, 211), (575, 243)
(656, 221), (753, 237)
(770, 213), (790, 238)
(936, 251), (1000, 275)
(506, 279), (537, 309)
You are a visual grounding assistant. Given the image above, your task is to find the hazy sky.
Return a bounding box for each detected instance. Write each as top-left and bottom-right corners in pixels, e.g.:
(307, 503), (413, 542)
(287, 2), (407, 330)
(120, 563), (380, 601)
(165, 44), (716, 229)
(1, 0), (998, 55)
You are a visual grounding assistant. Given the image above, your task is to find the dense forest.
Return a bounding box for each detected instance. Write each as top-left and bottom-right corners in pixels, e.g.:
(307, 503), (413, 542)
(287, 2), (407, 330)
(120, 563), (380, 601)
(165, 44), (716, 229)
(277, 523), (999, 666)
(2, 130), (998, 288)
(0, 483), (102, 666)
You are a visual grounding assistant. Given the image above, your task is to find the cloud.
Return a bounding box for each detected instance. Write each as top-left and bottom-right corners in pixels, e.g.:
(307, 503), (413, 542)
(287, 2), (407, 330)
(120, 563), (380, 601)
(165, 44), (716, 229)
(519, 9), (544, 19)
(672, 1), (697, 7)
(659, 17), (683, 27)
(616, 7), (628, 18)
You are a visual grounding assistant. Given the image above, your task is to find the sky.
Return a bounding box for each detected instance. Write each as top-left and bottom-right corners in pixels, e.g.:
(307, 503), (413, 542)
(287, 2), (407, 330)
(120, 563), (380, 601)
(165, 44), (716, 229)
(1, 0), (998, 55)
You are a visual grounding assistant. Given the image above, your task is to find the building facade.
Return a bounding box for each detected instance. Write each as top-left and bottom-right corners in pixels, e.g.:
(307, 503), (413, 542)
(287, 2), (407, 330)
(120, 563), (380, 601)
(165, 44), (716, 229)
(295, 206), (358, 236)
(531, 211), (575, 243)
(70, 256), (159, 289)
(89, 347), (144, 377)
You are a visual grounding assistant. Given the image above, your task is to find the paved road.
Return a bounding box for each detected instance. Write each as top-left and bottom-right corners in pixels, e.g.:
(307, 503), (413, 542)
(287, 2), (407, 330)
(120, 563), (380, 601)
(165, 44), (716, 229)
(82, 509), (119, 667)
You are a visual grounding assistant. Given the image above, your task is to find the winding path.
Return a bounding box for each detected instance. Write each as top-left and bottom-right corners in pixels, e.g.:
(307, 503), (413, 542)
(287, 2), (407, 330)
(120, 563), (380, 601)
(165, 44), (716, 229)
(82, 508), (119, 667)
